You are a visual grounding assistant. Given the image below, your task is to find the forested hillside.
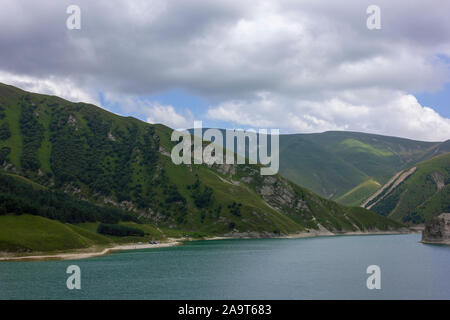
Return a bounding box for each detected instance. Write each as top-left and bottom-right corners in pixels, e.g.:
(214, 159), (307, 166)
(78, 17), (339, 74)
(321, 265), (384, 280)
(0, 83), (403, 250)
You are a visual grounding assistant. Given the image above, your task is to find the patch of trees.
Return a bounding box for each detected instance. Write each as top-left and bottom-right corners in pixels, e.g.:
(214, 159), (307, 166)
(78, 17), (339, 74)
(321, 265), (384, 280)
(0, 173), (138, 224)
(0, 121), (11, 140)
(11, 97), (164, 220)
(228, 202), (242, 217)
(50, 110), (108, 188)
(371, 188), (402, 216)
(97, 223), (145, 237)
(154, 168), (187, 223)
(141, 126), (159, 175)
(187, 177), (213, 208)
(165, 184), (187, 204)
(186, 176), (226, 224)
(19, 98), (44, 172)
(111, 125), (138, 199)
(158, 169), (186, 206)
(50, 123), (87, 185)
(402, 212), (424, 224)
(0, 147), (10, 163)
(48, 109), (160, 204)
(214, 204), (222, 218)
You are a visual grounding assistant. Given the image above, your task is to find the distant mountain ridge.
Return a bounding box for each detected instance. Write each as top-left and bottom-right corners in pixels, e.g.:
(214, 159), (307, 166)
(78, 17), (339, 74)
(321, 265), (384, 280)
(278, 131), (449, 205)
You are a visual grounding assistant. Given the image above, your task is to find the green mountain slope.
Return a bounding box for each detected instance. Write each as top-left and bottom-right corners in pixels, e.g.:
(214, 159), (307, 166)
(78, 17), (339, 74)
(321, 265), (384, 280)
(365, 153), (450, 224)
(278, 131), (449, 204)
(0, 214), (110, 253)
(335, 179), (381, 206)
(0, 214), (166, 253)
(0, 82), (402, 248)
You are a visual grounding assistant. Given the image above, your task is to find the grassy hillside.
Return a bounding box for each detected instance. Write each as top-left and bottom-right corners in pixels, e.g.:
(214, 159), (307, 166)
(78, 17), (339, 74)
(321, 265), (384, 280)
(335, 179), (381, 206)
(278, 131), (449, 204)
(0, 214), (110, 252)
(0, 214), (170, 253)
(367, 153), (450, 224)
(0, 82), (403, 250)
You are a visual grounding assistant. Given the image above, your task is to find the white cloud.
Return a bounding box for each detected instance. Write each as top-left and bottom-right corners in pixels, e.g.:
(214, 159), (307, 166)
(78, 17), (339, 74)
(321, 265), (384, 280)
(0, 70), (99, 105)
(207, 90), (450, 141)
(102, 92), (193, 129)
(145, 103), (193, 129)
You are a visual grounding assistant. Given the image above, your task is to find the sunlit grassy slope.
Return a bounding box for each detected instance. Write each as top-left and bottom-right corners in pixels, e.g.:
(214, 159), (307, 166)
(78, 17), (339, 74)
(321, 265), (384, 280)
(336, 179), (381, 206)
(0, 214), (109, 252)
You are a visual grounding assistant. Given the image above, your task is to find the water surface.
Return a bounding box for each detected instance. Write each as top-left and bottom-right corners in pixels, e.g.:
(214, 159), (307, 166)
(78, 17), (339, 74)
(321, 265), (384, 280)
(0, 234), (449, 299)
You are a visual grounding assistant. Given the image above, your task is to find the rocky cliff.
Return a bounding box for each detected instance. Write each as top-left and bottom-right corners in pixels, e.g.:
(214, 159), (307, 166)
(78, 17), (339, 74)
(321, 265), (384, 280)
(422, 213), (450, 244)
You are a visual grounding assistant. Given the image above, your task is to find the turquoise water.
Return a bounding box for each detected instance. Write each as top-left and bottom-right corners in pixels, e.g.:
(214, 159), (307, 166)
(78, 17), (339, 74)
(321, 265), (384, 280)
(0, 234), (449, 299)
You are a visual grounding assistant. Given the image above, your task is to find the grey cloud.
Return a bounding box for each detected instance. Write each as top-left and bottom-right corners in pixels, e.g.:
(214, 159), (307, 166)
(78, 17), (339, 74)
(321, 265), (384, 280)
(1, 0), (449, 98)
(0, 0), (449, 140)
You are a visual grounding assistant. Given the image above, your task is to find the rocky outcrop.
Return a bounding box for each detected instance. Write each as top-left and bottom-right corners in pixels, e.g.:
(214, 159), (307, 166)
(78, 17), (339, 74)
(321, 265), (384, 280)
(430, 171), (445, 191)
(422, 213), (450, 245)
(107, 131), (117, 142)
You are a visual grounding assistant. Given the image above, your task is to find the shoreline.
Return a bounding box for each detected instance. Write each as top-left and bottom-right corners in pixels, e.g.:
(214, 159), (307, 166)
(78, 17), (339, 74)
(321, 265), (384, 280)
(0, 239), (182, 262)
(0, 229), (416, 262)
(204, 228), (415, 241)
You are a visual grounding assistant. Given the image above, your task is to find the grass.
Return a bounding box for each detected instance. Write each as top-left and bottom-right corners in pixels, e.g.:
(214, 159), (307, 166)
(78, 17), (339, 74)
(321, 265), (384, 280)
(278, 135), (369, 199)
(36, 103), (52, 173)
(278, 131), (443, 202)
(159, 155), (304, 234)
(345, 206), (404, 231)
(0, 214), (109, 252)
(0, 101), (22, 169)
(4, 172), (47, 190)
(75, 221), (166, 243)
(335, 179), (381, 206)
(339, 139), (393, 157)
(0, 215), (171, 254)
(372, 153), (450, 222)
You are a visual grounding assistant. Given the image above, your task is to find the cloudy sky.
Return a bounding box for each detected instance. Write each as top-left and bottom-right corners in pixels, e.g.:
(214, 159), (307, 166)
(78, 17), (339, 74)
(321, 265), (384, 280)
(1, 0), (449, 141)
